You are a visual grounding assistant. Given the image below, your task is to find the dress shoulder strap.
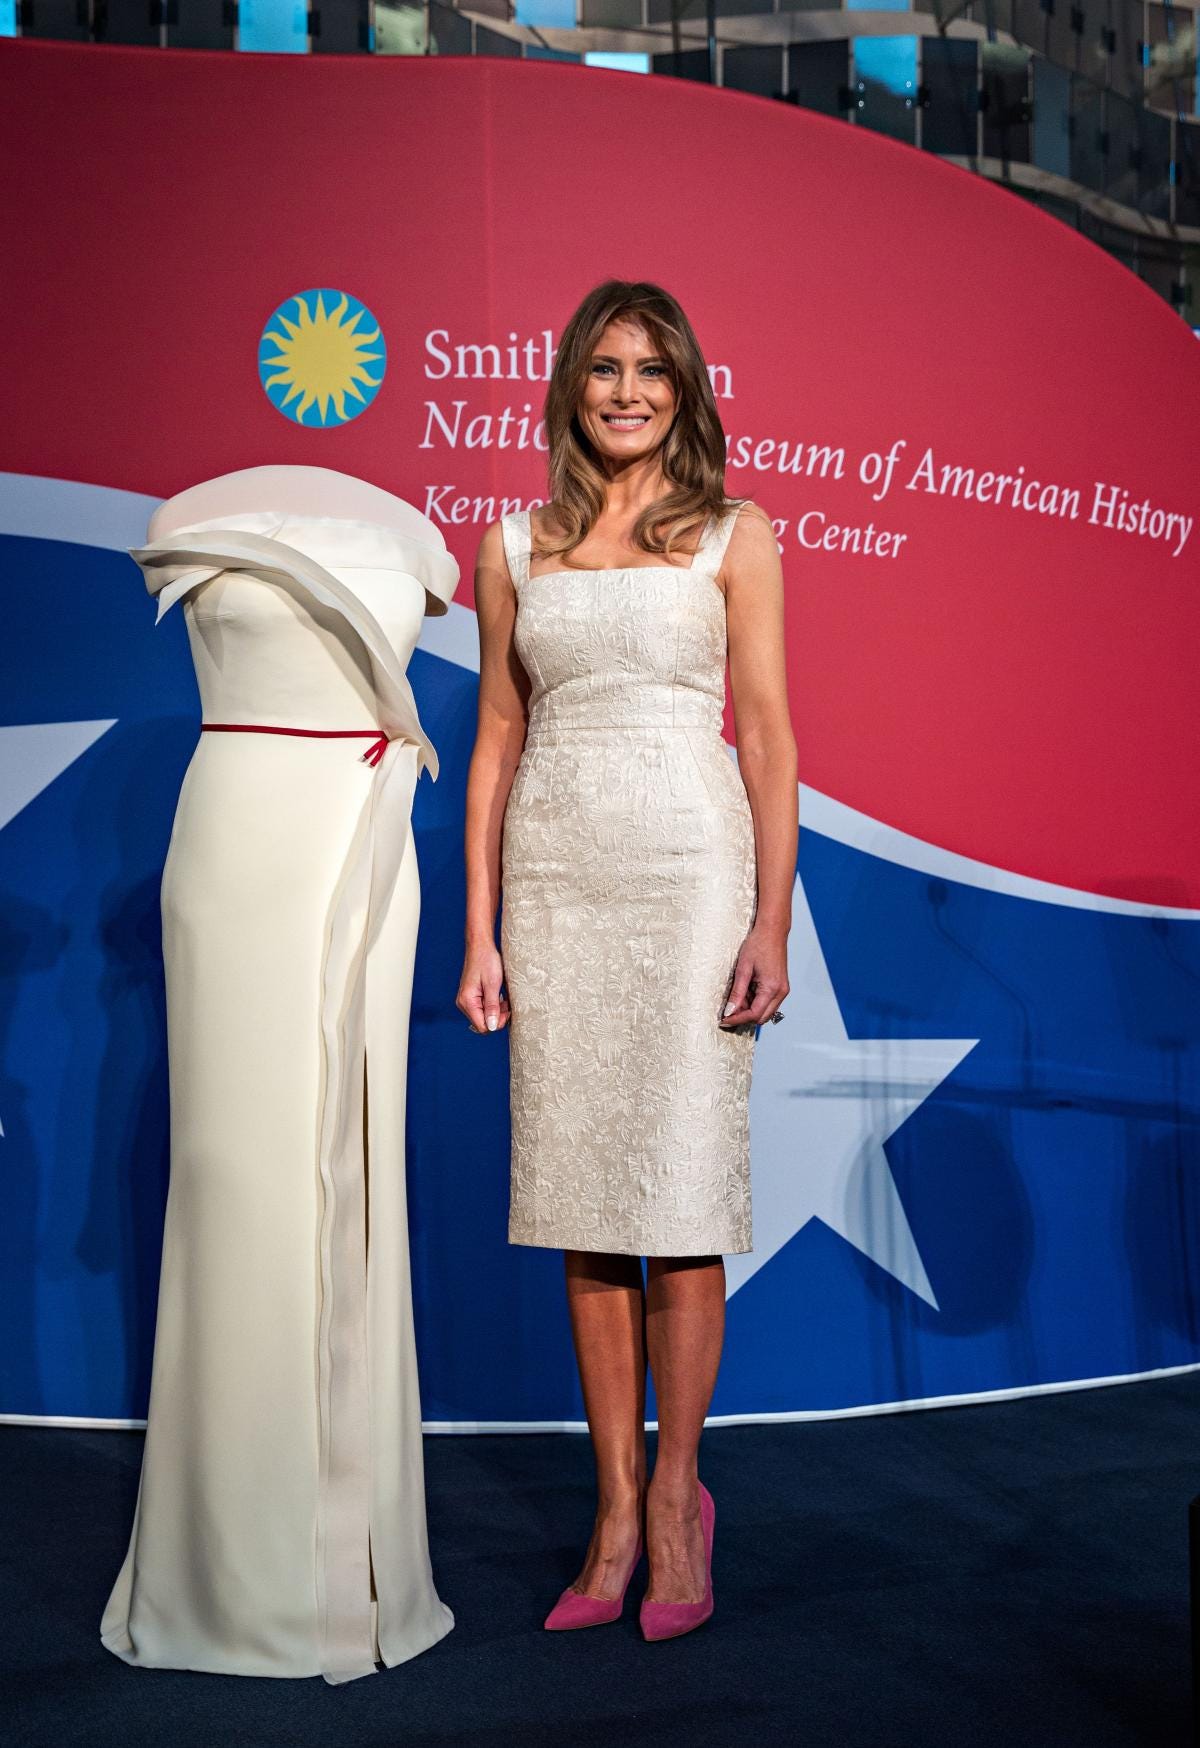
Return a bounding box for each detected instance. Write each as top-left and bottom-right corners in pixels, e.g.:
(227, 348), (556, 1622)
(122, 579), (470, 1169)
(500, 509), (532, 591)
(692, 498), (749, 580)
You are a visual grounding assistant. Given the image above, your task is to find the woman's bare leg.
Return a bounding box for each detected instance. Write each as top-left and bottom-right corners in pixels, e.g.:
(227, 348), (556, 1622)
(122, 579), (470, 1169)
(643, 1254), (725, 1604)
(563, 1248), (648, 1598)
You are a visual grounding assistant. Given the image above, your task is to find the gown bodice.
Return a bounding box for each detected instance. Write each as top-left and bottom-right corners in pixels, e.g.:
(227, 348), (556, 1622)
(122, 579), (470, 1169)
(182, 566), (426, 733)
(500, 502), (747, 738)
(131, 510), (460, 780)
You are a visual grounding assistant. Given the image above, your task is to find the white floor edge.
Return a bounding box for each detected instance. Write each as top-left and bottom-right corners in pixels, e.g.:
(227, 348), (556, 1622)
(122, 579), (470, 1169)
(5, 1359), (1198, 1434)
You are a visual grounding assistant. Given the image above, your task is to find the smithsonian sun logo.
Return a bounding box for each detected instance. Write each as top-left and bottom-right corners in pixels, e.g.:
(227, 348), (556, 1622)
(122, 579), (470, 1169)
(257, 288), (387, 428)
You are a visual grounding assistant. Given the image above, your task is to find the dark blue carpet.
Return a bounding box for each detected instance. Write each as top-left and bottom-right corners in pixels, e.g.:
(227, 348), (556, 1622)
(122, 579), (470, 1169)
(2, 1374), (1198, 1747)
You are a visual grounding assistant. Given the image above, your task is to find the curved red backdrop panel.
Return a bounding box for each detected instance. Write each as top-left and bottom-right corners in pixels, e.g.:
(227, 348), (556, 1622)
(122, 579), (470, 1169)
(1, 42), (1196, 907)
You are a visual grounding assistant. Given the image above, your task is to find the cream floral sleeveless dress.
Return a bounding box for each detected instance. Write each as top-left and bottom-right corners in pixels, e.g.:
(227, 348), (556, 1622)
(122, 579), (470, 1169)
(499, 500), (758, 1257)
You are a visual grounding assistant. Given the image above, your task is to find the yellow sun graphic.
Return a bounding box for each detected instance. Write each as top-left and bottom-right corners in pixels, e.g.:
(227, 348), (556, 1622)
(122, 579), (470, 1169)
(258, 288), (387, 427)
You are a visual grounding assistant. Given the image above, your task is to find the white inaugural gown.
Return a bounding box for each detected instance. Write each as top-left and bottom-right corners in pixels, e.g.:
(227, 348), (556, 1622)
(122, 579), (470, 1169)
(100, 510), (458, 1683)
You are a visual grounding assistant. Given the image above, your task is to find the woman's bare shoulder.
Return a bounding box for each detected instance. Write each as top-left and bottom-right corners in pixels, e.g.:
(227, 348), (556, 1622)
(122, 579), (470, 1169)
(476, 517), (507, 563)
(724, 498), (783, 582)
(731, 496), (775, 530)
(475, 518), (513, 597)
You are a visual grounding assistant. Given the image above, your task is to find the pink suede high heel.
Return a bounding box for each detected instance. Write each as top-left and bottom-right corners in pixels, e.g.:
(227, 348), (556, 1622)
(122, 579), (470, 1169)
(543, 1534), (645, 1631)
(639, 1482), (715, 1642)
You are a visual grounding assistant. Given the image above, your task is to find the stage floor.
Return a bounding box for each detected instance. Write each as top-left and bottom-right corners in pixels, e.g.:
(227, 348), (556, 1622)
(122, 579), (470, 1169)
(5, 1373), (1197, 1746)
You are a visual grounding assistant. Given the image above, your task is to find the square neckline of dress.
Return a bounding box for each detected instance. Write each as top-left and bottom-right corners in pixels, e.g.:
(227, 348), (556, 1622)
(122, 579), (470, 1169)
(520, 509), (727, 604)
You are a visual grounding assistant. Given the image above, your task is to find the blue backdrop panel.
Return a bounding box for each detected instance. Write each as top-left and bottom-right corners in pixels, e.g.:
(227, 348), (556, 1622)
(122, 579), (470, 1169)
(2, 524), (1197, 1424)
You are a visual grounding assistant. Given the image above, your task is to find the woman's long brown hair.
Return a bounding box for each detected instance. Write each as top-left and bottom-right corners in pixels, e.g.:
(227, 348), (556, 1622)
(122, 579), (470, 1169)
(537, 279), (737, 565)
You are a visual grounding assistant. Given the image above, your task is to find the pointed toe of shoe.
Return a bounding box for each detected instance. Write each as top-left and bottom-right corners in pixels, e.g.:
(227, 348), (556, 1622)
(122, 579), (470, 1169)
(543, 1536), (644, 1630)
(543, 1588), (624, 1631)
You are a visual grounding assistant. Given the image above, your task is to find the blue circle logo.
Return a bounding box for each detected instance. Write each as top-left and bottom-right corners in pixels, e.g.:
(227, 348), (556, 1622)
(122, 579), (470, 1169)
(258, 288), (386, 427)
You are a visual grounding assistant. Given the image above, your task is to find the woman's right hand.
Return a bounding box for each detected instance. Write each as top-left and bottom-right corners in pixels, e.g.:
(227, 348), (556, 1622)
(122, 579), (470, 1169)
(457, 941), (511, 1033)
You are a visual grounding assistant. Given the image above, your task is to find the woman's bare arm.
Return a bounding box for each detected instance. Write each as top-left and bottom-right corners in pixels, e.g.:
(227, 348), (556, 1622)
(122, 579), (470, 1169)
(720, 502), (798, 1027)
(458, 519), (530, 1033)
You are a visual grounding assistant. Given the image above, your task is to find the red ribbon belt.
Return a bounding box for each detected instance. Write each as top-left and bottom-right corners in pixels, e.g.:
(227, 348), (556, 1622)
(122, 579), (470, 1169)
(201, 724), (392, 767)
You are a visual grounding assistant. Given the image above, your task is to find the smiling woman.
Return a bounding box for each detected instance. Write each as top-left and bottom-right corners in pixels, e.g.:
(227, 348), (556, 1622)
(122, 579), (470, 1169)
(458, 278), (798, 1642)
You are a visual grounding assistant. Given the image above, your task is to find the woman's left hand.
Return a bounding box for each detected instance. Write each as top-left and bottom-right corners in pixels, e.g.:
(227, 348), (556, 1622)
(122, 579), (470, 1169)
(719, 923), (790, 1028)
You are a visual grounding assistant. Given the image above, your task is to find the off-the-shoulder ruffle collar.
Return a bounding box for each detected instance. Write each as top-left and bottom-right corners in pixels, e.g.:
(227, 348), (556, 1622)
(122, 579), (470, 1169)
(131, 509), (460, 617)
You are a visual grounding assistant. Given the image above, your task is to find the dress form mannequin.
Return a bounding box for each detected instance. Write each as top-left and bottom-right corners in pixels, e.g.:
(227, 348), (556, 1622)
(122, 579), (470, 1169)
(101, 467), (457, 1682)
